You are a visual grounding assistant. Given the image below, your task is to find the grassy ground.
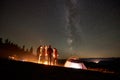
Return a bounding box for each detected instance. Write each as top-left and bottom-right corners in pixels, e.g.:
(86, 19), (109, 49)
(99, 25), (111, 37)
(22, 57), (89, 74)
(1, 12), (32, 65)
(0, 58), (119, 80)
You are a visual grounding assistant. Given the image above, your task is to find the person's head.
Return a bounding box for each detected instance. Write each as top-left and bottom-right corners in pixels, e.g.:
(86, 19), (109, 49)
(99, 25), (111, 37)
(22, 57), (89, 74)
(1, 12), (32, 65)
(53, 48), (56, 50)
(45, 45), (48, 49)
(48, 45), (51, 48)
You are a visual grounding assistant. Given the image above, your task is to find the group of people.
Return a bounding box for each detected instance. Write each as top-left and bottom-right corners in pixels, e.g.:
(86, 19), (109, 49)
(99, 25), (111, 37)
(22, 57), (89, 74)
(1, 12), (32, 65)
(37, 45), (59, 65)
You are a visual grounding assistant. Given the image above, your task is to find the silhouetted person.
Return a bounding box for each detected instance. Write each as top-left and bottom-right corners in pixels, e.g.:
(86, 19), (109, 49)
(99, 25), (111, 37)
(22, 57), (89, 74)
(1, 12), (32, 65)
(37, 45), (41, 62)
(44, 45), (48, 63)
(40, 45), (45, 63)
(47, 45), (53, 65)
(53, 48), (58, 65)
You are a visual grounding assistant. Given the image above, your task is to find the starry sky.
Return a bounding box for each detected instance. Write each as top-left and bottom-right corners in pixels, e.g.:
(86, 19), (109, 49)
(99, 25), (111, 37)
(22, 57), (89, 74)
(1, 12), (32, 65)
(0, 0), (120, 59)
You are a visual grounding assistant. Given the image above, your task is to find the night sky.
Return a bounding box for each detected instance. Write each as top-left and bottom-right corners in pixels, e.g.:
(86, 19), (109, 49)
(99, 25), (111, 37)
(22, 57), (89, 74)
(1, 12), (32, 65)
(0, 0), (120, 59)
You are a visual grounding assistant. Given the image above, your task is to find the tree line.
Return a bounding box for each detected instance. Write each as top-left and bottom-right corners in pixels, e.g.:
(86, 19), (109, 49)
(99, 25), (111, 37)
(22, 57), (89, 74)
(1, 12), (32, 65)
(0, 38), (33, 59)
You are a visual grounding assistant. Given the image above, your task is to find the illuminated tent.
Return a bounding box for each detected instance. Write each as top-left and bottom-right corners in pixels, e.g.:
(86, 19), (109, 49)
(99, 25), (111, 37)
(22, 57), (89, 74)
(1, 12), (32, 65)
(64, 57), (87, 69)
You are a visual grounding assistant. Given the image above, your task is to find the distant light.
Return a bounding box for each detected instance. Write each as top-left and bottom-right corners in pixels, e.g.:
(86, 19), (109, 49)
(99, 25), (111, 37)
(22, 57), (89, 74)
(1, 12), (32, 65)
(95, 61), (99, 63)
(93, 60), (100, 63)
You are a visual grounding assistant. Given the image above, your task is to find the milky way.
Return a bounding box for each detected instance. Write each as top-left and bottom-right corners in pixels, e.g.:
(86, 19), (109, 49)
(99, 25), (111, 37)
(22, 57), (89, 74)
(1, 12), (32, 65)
(65, 0), (82, 54)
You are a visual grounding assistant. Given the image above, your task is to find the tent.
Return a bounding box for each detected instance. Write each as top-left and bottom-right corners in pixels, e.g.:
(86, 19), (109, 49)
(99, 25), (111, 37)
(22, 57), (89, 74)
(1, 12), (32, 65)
(64, 57), (87, 69)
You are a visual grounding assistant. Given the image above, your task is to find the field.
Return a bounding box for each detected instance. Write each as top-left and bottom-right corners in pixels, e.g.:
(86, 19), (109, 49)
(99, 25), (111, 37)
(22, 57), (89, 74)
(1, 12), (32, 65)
(0, 58), (119, 80)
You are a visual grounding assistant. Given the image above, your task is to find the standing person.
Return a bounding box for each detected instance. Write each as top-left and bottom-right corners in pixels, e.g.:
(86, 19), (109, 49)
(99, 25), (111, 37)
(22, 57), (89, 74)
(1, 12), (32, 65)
(38, 46), (43, 63)
(39, 45), (45, 63)
(45, 45), (48, 63)
(41, 45), (45, 63)
(53, 48), (59, 65)
(47, 45), (53, 65)
(37, 45), (41, 63)
(37, 46), (40, 57)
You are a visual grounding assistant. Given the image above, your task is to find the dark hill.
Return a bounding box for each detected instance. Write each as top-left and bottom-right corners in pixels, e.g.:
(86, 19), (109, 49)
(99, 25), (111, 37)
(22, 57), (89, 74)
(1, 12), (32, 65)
(0, 58), (119, 80)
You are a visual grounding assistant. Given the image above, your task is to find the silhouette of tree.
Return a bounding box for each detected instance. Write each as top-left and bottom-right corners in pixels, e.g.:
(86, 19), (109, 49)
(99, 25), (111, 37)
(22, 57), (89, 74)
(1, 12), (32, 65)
(5, 39), (9, 44)
(0, 38), (3, 44)
(26, 49), (29, 53)
(30, 47), (33, 54)
(0, 38), (37, 61)
(22, 45), (25, 51)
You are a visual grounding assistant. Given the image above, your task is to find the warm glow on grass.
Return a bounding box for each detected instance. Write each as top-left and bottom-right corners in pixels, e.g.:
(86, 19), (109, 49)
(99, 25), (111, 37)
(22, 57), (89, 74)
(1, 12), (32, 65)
(43, 61), (48, 65)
